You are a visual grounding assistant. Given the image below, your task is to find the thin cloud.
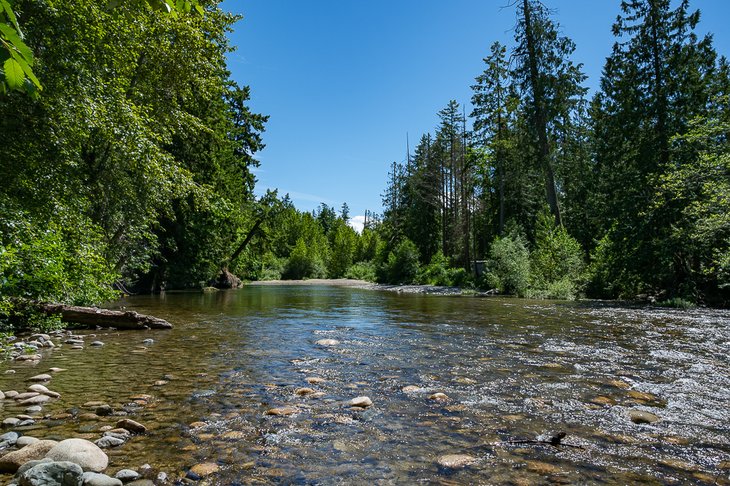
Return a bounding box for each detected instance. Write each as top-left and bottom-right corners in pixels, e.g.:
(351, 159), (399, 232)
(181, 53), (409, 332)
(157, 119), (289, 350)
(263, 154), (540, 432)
(348, 215), (366, 234)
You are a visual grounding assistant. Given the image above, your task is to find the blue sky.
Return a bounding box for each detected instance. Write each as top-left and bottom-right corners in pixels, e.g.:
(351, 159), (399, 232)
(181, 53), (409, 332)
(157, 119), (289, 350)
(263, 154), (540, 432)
(222, 0), (730, 229)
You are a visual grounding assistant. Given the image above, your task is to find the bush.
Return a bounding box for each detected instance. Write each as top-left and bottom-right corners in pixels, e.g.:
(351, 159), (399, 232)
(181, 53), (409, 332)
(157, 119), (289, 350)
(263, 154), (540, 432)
(417, 251), (450, 285)
(529, 210), (585, 299)
(482, 232), (531, 296)
(345, 261), (377, 282)
(380, 238), (420, 284)
(283, 238), (327, 280)
(527, 276), (577, 300)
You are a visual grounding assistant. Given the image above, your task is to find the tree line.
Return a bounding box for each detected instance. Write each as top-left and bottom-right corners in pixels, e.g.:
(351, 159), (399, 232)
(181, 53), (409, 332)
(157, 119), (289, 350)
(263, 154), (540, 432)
(374, 0), (730, 306)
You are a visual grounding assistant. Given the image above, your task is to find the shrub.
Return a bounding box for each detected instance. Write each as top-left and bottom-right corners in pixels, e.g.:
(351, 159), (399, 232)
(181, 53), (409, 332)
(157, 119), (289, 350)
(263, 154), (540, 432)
(382, 238), (420, 284)
(417, 251), (450, 286)
(283, 238), (327, 280)
(345, 261), (377, 282)
(482, 232), (531, 296)
(530, 210), (585, 299)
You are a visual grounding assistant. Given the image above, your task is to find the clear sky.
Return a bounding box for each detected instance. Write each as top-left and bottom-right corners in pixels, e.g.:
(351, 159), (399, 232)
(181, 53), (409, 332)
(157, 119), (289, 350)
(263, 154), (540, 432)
(222, 0), (730, 229)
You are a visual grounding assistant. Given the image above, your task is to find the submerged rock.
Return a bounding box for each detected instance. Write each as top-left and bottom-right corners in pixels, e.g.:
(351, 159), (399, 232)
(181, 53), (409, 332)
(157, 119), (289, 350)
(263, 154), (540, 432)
(116, 419), (147, 434)
(428, 393), (449, 401)
(305, 377), (325, 385)
(294, 387), (317, 396)
(265, 407), (299, 416)
(27, 374), (52, 382)
(188, 462), (219, 479)
(628, 410), (659, 424)
(437, 454), (476, 469)
(315, 339), (340, 346)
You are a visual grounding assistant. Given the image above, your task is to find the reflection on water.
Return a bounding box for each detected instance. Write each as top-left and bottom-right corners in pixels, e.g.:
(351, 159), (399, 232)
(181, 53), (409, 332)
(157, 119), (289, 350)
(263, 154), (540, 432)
(1, 286), (729, 484)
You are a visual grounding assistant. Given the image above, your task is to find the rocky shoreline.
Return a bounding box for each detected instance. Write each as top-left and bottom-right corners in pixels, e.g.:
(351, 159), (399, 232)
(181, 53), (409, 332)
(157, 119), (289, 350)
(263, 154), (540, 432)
(246, 278), (482, 296)
(0, 331), (188, 486)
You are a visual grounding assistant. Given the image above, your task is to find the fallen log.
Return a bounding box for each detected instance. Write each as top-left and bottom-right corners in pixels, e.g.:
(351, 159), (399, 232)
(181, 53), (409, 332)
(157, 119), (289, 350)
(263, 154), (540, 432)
(41, 303), (173, 330)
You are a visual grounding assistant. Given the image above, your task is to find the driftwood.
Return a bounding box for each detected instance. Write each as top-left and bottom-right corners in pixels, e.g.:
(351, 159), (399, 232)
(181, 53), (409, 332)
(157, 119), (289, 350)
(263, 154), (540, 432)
(41, 303), (173, 330)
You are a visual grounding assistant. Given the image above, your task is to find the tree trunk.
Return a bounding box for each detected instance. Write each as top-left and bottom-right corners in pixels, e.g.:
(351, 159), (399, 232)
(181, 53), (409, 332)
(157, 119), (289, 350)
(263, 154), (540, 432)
(523, 0), (563, 227)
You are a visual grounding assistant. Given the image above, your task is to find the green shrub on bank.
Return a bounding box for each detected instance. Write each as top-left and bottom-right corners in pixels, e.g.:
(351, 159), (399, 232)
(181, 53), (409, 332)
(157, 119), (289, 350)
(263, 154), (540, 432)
(417, 251), (473, 287)
(283, 238), (327, 280)
(345, 261), (377, 282)
(377, 238), (420, 284)
(482, 231), (531, 296)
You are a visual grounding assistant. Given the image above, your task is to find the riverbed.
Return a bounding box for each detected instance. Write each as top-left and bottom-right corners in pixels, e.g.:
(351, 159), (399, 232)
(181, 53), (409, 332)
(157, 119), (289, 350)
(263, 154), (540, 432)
(2, 286), (729, 484)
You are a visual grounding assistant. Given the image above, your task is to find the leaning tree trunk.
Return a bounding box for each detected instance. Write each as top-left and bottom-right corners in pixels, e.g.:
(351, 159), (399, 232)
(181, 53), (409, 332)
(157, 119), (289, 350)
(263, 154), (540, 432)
(39, 303), (173, 329)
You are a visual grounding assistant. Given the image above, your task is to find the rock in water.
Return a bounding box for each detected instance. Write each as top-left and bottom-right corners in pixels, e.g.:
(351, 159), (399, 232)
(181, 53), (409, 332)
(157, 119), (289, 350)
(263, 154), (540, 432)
(437, 454), (476, 469)
(628, 410), (659, 424)
(81, 471), (123, 486)
(0, 440), (58, 472)
(188, 462), (219, 478)
(349, 396), (373, 408)
(428, 392), (449, 401)
(116, 419), (147, 434)
(95, 436), (125, 449)
(17, 461), (83, 486)
(27, 374), (52, 382)
(114, 469), (140, 482)
(45, 438), (109, 472)
(315, 339), (340, 346)
(265, 407), (299, 416)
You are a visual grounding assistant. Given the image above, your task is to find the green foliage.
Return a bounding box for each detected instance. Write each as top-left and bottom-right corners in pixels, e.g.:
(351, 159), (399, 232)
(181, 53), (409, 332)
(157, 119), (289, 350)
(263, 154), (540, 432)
(416, 251), (472, 287)
(327, 222), (355, 278)
(655, 297), (696, 309)
(0, 207), (119, 306)
(380, 238), (420, 284)
(529, 209), (584, 299)
(344, 261), (376, 282)
(482, 231), (531, 296)
(283, 238), (326, 280)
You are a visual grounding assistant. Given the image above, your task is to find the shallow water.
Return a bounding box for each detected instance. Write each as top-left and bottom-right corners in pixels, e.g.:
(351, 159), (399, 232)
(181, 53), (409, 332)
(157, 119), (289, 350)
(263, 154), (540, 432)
(2, 286), (730, 484)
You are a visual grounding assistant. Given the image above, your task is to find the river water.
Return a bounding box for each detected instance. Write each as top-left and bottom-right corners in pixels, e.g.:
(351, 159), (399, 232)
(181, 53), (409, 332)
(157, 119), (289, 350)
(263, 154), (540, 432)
(1, 285), (729, 484)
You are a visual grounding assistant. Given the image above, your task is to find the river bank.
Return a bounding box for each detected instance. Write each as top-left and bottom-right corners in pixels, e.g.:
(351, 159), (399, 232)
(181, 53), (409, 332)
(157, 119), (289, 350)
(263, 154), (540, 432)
(246, 278), (470, 296)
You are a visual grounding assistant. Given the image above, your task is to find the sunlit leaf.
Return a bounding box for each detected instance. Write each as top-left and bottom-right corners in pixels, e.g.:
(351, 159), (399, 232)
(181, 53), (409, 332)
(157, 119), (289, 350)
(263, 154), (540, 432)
(0, 0), (22, 37)
(0, 23), (33, 63)
(3, 56), (23, 90)
(9, 49), (40, 89)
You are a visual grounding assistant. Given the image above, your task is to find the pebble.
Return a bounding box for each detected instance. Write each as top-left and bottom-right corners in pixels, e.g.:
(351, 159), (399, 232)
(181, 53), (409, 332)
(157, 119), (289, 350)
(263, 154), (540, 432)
(526, 460), (563, 475)
(4, 391), (18, 398)
(91, 341), (105, 347)
(49, 368), (67, 373)
(96, 436), (126, 448)
(16, 436), (40, 447)
(428, 393), (449, 401)
(349, 396), (373, 408)
(114, 469), (140, 482)
(142, 339), (154, 345)
(437, 454), (476, 469)
(305, 377), (326, 385)
(2, 418), (20, 427)
(116, 418), (147, 434)
(188, 462), (219, 478)
(19, 394), (51, 405)
(14, 392), (41, 400)
(96, 405), (114, 416)
(15, 354), (42, 362)
(294, 387), (317, 396)
(0, 391), (4, 400)
(27, 374), (52, 382)
(188, 421), (206, 428)
(27, 384), (61, 398)
(82, 471), (124, 486)
(402, 385), (420, 393)
(627, 390), (658, 402)
(629, 410), (659, 424)
(265, 407), (299, 416)
(3, 370), (14, 375)
(315, 339), (340, 346)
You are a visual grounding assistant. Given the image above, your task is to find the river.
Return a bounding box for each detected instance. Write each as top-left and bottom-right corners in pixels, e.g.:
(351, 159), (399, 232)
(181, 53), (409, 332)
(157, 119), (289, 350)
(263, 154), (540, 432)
(2, 285), (729, 484)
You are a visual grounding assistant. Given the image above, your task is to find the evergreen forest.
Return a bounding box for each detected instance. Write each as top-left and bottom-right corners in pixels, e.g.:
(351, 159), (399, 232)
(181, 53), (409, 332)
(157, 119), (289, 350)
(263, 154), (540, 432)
(1, 0), (729, 334)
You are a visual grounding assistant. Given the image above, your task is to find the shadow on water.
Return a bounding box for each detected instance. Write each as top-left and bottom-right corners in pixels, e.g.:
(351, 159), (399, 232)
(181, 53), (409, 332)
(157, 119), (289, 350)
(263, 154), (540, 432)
(2, 286), (729, 484)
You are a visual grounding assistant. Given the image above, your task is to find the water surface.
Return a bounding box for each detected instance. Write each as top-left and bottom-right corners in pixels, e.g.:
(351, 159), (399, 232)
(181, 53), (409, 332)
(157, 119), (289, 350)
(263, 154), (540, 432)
(2, 286), (729, 484)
